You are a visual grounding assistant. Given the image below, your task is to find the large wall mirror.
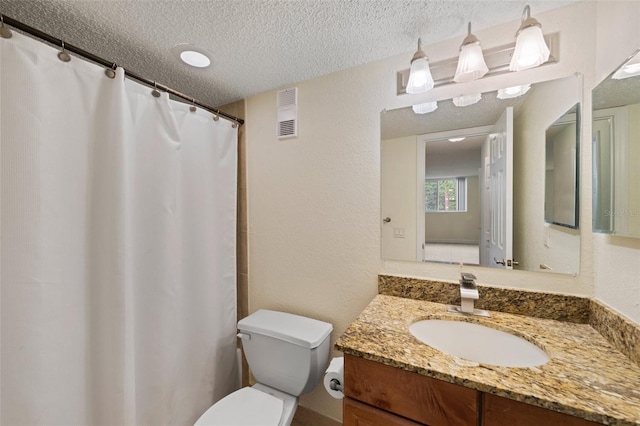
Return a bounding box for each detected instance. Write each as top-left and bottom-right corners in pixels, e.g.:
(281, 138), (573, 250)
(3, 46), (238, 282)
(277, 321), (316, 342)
(381, 74), (581, 275)
(592, 49), (640, 238)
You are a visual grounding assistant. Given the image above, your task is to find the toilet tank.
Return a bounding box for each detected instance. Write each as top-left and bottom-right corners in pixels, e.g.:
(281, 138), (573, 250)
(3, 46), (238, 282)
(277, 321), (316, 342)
(238, 310), (333, 396)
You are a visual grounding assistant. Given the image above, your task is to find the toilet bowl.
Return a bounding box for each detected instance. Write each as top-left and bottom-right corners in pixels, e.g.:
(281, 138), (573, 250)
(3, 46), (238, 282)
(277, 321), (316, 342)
(194, 310), (333, 426)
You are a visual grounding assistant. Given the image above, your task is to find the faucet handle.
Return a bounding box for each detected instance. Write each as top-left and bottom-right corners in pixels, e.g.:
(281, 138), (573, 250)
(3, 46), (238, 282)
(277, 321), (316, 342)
(460, 272), (476, 282)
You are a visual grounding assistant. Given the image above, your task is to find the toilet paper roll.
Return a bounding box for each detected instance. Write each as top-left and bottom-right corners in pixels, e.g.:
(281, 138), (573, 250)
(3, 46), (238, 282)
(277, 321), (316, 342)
(323, 357), (344, 399)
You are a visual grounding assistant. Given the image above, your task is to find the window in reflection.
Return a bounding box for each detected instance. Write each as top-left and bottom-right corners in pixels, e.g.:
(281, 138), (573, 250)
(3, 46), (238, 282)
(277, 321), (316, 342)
(425, 178), (466, 212)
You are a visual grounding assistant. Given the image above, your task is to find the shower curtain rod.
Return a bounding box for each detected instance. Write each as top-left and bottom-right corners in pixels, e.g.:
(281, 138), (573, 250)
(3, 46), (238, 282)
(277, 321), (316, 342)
(1, 14), (244, 126)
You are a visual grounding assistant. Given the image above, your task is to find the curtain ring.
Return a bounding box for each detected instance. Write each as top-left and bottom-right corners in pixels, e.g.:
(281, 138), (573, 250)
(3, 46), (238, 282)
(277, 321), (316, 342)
(0, 15), (13, 39)
(151, 81), (161, 98)
(189, 98), (197, 112)
(58, 41), (71, 62)
(232, 123), (238, 128)
(213, 109), (220, 121)
(104, 62), (117, 79)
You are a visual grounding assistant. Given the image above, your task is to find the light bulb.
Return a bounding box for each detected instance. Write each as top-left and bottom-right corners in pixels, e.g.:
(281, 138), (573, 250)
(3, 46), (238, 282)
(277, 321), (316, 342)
(407, 58), (434, 94)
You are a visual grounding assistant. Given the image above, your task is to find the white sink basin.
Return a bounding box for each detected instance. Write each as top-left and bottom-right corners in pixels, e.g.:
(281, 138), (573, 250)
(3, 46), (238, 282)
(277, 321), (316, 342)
(409, 319), (549, 368)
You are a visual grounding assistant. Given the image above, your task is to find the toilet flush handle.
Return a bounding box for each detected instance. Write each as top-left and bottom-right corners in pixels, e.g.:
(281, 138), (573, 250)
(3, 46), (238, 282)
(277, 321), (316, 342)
(237, 332), (251, 341)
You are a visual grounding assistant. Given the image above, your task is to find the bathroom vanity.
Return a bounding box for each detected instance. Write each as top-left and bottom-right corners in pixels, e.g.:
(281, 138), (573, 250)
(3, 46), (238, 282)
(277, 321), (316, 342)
(343, 355), (601, 426)
(335, 278), (640, 426)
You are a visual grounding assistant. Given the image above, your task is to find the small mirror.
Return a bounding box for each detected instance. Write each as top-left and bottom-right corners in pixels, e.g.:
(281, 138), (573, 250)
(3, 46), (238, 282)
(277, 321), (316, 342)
(593, 49), (640, 238)
(544, 104), (579, 228)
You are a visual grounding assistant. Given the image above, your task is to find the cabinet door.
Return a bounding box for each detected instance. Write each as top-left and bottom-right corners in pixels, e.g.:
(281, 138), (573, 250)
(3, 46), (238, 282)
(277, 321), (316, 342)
(344, 354), (478, 426)
(344, 397), (422, 426)
(483, 393), (603, 426)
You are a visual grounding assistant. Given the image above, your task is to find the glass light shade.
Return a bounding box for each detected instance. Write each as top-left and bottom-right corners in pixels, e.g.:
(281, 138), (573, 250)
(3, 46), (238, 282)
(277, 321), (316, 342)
(497, 84), (531, 99)
(454, 43), (489, 83)
(623, 63), (640, 73)
(407, 58), (434, 94)
(612, 53), (640, 79)
(453, 93), (482, 107)
(509, 26), (550, 71)
(412, 101), (438, 114)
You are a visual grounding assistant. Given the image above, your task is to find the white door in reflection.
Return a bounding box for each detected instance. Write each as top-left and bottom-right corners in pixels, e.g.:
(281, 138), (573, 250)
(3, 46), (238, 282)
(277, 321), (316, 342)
(487, 107), (514, 269)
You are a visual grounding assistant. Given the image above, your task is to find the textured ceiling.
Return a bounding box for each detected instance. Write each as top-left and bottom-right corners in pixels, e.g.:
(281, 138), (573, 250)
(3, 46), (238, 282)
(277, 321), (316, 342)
(1, 0), (576, 108)
(593, 75), (640, 110)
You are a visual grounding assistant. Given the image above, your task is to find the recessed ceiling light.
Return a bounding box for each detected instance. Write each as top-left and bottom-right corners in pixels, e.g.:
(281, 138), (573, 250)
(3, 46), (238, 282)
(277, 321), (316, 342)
(172, 44), (212, 69)
(180, 50), (210, 68)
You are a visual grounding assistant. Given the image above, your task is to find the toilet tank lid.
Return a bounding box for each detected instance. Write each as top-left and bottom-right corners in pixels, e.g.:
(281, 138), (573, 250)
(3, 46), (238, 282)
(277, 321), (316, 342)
(238, 310), (333, 348)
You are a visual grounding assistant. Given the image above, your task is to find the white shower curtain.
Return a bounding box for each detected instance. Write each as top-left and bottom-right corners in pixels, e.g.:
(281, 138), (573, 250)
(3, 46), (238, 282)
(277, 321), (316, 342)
(0, 32), (238, 425)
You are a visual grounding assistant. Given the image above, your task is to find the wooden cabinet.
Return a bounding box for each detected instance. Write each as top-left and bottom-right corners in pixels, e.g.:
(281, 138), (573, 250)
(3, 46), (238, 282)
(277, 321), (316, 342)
(482, 393), (601, 426)
(343, 354), (603, 426)
(343, 354), (478, 426)
(344, 397), (422, 426)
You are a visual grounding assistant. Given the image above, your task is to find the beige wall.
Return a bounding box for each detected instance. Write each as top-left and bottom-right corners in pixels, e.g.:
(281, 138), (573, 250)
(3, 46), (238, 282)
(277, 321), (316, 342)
(245, 2), (640, 422)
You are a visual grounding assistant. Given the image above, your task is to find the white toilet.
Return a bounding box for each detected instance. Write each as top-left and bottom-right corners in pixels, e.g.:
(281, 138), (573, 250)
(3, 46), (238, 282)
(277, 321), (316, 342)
(195, 309), (333, 426)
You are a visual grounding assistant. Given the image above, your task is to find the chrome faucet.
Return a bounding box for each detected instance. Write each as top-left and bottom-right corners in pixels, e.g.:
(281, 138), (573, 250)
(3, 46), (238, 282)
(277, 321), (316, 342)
(447, 272), (490, 317)
(459, 273), (479, 314)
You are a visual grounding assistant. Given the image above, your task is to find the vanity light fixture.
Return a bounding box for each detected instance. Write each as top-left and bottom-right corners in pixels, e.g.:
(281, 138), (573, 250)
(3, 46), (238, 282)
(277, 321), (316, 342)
(406, 38), (434, 94)
(412, 101), (438, 114)
(454, 23), (489, 83)
(397, 32), (559, 95)
(612, 51), (640, 79)
(509, 5), (550, 71)
(497, 84), (531, 99)
(453, 93), (482, 107)
(172, 44), (212, 68)
(449, 137), (466, 143)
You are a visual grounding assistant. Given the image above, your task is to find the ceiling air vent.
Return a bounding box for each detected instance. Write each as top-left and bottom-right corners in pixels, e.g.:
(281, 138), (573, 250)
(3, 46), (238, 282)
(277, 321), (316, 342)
(277, 87), (298, 139)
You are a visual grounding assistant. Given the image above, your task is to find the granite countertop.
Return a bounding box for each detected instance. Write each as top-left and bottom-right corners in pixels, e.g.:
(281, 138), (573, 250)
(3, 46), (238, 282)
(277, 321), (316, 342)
(335, 294), (640, 426)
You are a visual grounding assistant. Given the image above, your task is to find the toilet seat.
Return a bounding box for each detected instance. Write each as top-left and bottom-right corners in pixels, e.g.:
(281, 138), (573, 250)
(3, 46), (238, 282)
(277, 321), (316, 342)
(194, 387), (283, 425)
